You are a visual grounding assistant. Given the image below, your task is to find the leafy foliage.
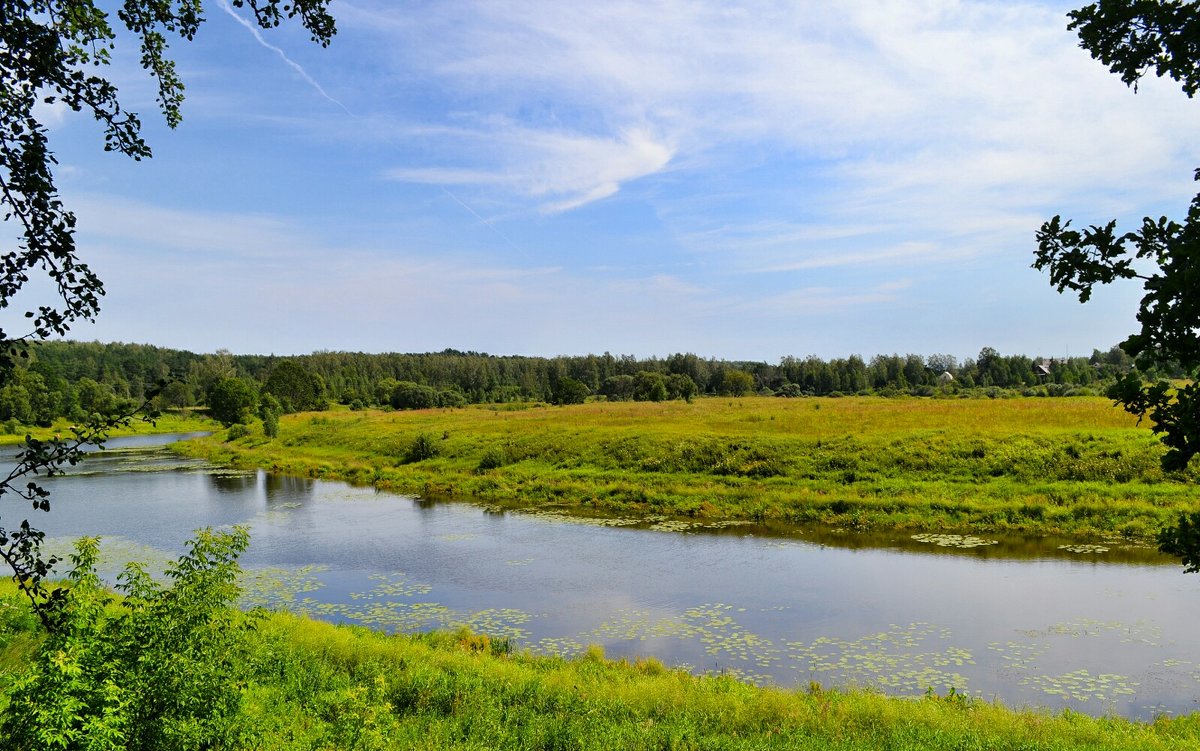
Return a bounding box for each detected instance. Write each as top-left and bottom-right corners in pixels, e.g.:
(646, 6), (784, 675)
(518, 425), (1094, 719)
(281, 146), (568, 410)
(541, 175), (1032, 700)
(0, 1), (335, 623)
(1068, 1), (1200, 96)
(263, 360), (326, 413)
(208, 377), (258, 427)
(1034, 1), (1200, 569)
(3, 527), (252, 751)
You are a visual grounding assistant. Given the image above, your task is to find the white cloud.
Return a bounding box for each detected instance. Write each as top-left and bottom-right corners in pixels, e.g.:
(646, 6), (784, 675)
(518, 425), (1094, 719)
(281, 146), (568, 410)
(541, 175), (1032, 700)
(341, 0), (1200, 260)
(385, 126), (674, 213)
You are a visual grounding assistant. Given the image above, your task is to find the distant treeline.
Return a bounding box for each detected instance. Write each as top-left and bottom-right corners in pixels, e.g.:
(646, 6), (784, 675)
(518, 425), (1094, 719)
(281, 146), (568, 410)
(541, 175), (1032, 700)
(0, 341), (1150, 428)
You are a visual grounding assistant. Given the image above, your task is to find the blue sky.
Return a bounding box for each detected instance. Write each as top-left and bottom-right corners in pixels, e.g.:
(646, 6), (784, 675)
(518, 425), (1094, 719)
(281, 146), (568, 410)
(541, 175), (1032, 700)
(31, 0), (1200, 361)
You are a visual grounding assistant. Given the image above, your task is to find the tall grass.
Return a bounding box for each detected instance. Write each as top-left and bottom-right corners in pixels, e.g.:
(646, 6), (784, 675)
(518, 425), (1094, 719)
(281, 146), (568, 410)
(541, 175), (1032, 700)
(230, 613), (1200, 750)
(176, 396), (1199, 539)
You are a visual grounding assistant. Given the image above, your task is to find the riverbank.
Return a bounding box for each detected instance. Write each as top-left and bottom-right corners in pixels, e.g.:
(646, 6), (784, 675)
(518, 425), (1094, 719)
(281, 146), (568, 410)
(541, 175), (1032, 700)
(1, 583), (1197, 750)
(174, 396), (1198, 540)
(0, 411), (217, 446)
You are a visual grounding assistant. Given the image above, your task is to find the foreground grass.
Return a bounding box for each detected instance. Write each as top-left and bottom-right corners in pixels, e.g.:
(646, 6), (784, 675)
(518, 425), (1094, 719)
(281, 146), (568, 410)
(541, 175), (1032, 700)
(176, 396), (1199, 540)
(2, 584), (1198, 751)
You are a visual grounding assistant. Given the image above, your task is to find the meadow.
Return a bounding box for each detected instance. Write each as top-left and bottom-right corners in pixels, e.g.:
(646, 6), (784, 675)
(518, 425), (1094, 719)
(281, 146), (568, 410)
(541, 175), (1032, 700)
(176, 395), (1199, 540)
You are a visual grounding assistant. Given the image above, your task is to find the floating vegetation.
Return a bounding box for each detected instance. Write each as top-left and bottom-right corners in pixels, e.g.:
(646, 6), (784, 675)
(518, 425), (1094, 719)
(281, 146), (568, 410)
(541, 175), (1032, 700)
(240, 565), (328, 610)
(1058, 544), (1110, 554)
(786, 623), (972, 695)
(910, 533), (998, 549)
(1020, 669), (1139, 703)
(524, 509), (641, 528)
(349, 572), (432, 599)
(435, 533), (479, 542)
(505, 558), (535, 566)
(1022, 617), (1162, 647)
(987, 641), (1049, 672)
(43, 535), (177, 581)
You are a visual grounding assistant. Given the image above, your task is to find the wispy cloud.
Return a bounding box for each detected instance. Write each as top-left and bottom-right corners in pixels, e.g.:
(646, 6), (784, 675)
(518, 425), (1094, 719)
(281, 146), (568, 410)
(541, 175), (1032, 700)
(385, 126), (674, 213)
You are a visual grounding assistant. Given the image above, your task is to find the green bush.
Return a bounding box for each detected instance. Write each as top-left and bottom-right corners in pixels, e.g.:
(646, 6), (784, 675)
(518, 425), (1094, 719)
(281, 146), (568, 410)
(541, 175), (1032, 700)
(3, 528), (252, 751)
(226, 423), (251, 441)
(406, 433), (439, 462)
(476, 447), (507, 472)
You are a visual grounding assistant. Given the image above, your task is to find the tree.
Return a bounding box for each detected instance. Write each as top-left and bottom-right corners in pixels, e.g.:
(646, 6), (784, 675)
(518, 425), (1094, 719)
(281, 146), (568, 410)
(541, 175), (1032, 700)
(207, 377), (258, 426)
(1033, 1), (1200, 567)
(0, 1), (335, 624)
(719, 369), (755, 397)
(632, 371), (668, 402)
(263, 359), (326, 413)
(390, 381), (439, 410)
(549, 376), (589, 405)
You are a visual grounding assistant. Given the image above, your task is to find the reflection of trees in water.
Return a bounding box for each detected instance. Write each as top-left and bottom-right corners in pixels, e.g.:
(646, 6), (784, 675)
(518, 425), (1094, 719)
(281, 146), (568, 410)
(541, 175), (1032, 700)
(207, 472), (256, 494)
(265, 473), (314, 503)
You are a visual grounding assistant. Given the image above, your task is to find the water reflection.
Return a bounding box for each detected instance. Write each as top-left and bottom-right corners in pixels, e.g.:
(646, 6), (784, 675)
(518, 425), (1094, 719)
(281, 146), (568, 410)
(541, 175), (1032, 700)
(264, 473), (314, 502)
(208, 472), (257, 494)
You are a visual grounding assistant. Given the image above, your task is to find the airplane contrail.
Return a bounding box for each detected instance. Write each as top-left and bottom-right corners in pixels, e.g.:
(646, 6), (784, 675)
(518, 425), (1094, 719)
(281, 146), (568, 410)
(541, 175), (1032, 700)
(440, 187), (532, 261)
(218, 0), (352, 115)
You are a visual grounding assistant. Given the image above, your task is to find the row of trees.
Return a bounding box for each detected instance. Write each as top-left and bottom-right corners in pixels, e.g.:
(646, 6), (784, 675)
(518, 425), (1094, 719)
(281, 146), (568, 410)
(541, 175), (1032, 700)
(1, 341), (1142, 427)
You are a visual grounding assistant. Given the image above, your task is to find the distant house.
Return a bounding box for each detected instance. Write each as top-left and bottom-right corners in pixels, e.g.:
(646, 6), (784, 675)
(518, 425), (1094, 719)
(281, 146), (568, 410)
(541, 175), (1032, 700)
(937, 371), (954, 384)
(1034, 361), (1053, 380)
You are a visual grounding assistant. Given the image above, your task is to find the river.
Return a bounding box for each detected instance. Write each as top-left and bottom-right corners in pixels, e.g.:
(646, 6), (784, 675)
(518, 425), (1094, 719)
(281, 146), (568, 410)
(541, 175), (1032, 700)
(12, 433), (1200, 719)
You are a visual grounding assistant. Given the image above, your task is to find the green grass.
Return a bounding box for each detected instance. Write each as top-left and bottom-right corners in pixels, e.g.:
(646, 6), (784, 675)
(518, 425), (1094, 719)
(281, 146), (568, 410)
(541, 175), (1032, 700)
(0, 410), (218, 446)
(174, 396), (1199, 540)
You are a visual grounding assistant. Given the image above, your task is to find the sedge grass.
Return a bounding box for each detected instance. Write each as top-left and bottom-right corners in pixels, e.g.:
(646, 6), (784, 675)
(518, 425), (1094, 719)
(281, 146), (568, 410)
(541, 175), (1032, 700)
(174, 396), (1200, 540)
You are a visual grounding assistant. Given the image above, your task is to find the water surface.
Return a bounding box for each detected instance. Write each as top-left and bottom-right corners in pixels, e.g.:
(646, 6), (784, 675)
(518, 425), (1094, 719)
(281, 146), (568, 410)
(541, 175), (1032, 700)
(13, 434), (1200, 719)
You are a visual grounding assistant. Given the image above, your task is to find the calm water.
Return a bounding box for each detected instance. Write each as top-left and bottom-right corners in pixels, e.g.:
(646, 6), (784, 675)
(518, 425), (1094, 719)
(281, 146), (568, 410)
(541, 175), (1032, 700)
(12, 434), (1200, 719)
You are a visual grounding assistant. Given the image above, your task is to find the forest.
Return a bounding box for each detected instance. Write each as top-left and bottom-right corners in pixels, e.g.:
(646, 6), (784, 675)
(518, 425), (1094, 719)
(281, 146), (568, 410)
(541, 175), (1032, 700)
(0, 340), (1148, 429)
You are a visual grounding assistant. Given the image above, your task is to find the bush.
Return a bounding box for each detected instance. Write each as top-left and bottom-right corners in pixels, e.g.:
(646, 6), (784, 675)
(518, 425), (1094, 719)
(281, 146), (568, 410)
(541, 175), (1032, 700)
(391, 382), (438, 410)
(226, 423), (251, 441)
(476, 447), (507, 472)
(3, 529), (252, 751)
(406, 433), (439, 462)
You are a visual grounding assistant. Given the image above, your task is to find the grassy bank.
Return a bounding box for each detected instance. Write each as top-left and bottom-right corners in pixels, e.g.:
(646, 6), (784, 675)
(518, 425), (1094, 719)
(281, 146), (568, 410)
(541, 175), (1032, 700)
(2, 582), (1198, 750)
(174, 396), (1199, 540)
(0, 410), (217, 446)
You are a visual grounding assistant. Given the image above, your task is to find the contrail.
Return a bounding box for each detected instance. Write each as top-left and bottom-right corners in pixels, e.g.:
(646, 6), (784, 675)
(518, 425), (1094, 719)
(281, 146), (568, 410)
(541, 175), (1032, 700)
(218, 0), (352, 115)
(441, 187), (532, 261)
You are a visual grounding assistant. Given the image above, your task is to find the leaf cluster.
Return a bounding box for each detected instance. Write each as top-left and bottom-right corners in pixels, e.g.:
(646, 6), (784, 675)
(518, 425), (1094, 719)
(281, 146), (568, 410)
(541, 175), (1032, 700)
(1070, 1), (1200, 97)
(2, 527), (253, 751)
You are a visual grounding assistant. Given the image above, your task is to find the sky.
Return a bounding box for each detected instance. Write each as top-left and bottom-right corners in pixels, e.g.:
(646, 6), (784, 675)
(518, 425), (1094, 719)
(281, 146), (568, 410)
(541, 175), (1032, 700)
(23, 0), (1200, 361)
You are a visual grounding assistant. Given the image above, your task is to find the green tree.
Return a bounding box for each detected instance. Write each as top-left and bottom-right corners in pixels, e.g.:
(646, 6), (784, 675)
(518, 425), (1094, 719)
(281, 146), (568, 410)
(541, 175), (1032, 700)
(1033, 1), (1200, 568)
(263, 359), (326, 413)
(550, 376), (590, 405)
(391, 381), (438, 410)
(719, 370), (755, 397)
(207, 377), (258, 427)
(0, 1), (336, 623)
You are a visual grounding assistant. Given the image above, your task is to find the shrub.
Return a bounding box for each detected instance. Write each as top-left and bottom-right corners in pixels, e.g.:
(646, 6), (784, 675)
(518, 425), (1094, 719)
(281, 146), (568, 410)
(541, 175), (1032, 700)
(226, 423), (251, 441)
(391, 382), (438, 410)
(3, 529), (252, 751)
(406, 433), (439, 462)
(476, 447), (507, 472)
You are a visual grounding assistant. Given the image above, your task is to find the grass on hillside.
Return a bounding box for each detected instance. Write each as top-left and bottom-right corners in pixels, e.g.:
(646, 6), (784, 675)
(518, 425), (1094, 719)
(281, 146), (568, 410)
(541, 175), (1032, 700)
(175, 396), (1200, 540)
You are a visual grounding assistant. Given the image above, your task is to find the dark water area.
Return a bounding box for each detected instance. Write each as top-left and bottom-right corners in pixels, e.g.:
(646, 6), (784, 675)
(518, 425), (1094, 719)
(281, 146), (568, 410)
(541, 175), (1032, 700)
(10, 434), (1200, 719)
